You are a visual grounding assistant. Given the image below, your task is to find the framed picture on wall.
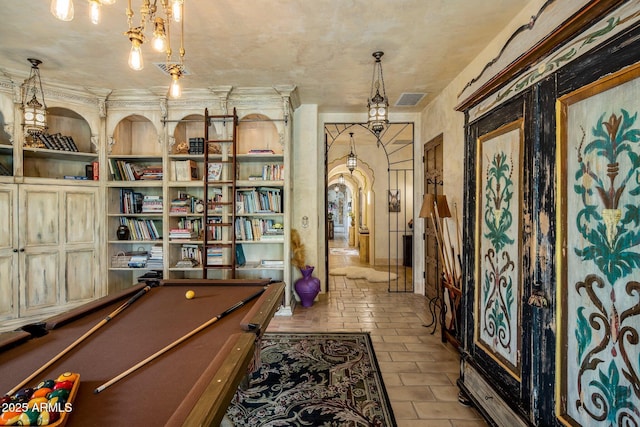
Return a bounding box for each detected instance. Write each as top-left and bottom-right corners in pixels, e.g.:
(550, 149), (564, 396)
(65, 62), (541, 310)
(555, 62), (640, 427)
(388, 189), (400, 212)
(474, 118), (524, 381)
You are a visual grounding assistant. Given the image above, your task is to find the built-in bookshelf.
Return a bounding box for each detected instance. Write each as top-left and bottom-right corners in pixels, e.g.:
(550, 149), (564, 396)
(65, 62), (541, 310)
(105, 108), (289, 289)
(23, 107), (99, 179)
(107, 114), (164, 292)
(202, 109), (237, 278)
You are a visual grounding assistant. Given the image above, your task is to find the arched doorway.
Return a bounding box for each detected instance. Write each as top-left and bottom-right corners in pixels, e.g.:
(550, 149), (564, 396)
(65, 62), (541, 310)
(324, 122), (414, 292)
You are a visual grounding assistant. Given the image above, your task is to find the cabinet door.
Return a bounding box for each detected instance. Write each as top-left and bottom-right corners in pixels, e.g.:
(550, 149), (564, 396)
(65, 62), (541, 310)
(0, 184), (18, 321)
(19, 186), (61, 315)
(461, 93), (535, 421)
(18, 185), (101, 315)
(63, 188), (100, 302)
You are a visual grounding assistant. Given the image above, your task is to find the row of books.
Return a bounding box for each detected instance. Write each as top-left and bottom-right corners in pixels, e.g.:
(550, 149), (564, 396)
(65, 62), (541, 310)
(177, 243), (202, 267)
(109, 159), (163, 181)
(118, 188), (144, 214)
(235, 217), (284, 242)
(247, 164), (283, 181)
(236, 187), (282, 214)
(118, 217), (162, 240)
(189, 137), (205, 155)
(170, 193), (200, 214)
(207, 217), (225, 241)
(35, 132), (79, 152)
(174, 217), (203, 237)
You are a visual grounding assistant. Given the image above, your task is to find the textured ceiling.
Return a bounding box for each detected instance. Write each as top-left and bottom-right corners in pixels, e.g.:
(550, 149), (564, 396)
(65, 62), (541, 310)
(0, 1), (531, 112)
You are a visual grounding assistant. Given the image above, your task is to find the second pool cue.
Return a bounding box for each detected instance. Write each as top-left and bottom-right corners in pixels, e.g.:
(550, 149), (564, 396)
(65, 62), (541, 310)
(5, 283), (156, 397)
(94, 286), (267, 394)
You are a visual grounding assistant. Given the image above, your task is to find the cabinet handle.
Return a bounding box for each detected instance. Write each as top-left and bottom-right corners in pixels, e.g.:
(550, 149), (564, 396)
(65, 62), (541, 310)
(19, 248), (25, 252)
(13, 249), (18, 253)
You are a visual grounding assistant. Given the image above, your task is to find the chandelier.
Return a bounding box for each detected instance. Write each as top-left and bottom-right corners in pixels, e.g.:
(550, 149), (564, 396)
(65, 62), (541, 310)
(367, 51), (389, 137)
(346, 132), (357, 174)
(50, 0), (187, 98)
(22, 59), (48, 138)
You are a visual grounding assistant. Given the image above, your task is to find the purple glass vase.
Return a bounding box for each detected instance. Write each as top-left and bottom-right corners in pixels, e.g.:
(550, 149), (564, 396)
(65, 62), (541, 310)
(294, 265), (320, 307)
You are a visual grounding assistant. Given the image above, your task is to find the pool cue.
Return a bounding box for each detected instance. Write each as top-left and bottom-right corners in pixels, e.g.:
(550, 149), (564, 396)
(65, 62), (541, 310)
(94, 286), (267, 394)
(5, 283), (156, 397)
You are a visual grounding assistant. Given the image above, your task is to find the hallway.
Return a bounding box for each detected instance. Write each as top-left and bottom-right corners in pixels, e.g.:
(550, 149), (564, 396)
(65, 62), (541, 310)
(267, 230), (486, 426)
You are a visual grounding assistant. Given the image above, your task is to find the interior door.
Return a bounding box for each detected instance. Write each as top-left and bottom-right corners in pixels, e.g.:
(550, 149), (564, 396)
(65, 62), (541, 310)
(423, 134), (443, 300)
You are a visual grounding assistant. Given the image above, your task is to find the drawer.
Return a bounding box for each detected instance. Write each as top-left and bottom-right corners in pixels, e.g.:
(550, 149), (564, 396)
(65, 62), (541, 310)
(462, 363), (529, 427)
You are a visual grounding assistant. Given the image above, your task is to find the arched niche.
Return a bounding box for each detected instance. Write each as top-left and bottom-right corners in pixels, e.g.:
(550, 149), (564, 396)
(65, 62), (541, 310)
(111, 114), (160, 156)
(238, 113), (281, 154)
(47, 107), (92, 153)
(171, 114), (204, 154)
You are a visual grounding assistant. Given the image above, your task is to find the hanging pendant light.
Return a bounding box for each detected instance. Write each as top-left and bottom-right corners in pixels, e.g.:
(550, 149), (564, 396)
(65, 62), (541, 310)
(22, 59), (48, 138)
(339, 174), (345, 185)
(346, 132), (357, 174)
(367, 51), (389, 137)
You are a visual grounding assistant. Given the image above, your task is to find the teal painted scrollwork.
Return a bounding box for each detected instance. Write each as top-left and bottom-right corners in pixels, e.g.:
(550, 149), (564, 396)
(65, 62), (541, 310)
(482, 152), (515, 353)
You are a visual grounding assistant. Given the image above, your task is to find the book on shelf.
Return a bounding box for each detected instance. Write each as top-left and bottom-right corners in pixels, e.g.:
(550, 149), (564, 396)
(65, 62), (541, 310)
(109, 159), (161, 181)
(141, 195), (163, 213)
(146, 244), (164, 269)
(119, 217), (161, 240)
(236, 187), (282, 214)
(141, 166), (163, 180)
(178, 243), (202, 266)
(188, 137), (204, 155)
(235, 244), (246, 266)
(64, 175), (89, 180)
(118, 189), (144, 214)
(260, 259), (284, 267)
(85, 160), (99, 180)
(172, 160), (198, 181)
(128, 253), (148, 268)
(206, 247), (223, 265)
(261, 164), (284, 181)
(247, 149), (275, 155)
(207, 162), (223, 180)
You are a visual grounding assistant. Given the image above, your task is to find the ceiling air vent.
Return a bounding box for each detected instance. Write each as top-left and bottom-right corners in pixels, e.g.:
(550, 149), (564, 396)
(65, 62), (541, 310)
(153, 62), (191, 76)
(395, 93), (426, 107)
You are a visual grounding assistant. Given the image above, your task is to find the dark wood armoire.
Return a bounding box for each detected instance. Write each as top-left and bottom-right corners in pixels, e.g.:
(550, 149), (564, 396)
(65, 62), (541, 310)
(457, 1), (640, 425)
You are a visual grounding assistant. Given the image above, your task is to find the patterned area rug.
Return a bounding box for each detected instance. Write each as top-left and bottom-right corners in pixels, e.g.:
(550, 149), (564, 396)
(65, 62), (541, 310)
(224, 332), (397, 426)
(329, 266), (398, 282)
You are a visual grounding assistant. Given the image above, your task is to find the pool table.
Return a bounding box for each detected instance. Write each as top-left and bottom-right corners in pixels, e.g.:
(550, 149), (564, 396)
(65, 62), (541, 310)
(0, 279), (285, 427)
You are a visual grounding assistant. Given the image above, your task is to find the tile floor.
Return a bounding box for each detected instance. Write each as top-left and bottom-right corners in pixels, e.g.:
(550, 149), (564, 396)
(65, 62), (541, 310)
(267, 231), (487, 427)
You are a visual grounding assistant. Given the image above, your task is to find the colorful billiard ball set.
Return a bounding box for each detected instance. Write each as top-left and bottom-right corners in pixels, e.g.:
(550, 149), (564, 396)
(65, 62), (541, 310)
(0, 372), (78, 426)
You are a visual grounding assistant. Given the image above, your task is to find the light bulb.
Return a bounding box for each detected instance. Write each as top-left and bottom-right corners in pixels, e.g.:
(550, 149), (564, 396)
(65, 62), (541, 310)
(170, 75), (181, 98)
(172, 0), (183, 22)
(89, 0), (100, 24)
(128, 40), (144, 71)
(51, 0), (74, 21)
(152, 34), (166, 52)
(152, 18), (166, 52)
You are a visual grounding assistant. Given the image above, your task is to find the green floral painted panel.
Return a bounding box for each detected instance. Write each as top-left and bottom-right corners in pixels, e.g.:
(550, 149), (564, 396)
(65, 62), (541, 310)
(562, 72), (640, 426)
(476, 121), (522, 377)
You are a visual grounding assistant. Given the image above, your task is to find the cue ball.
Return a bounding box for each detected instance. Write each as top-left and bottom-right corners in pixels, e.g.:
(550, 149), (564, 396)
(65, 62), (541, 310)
(185, 290), (195, 299)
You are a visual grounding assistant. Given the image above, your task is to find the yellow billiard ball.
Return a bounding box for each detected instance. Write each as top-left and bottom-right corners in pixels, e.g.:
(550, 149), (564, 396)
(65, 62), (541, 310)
(185, 290), (195, 299)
